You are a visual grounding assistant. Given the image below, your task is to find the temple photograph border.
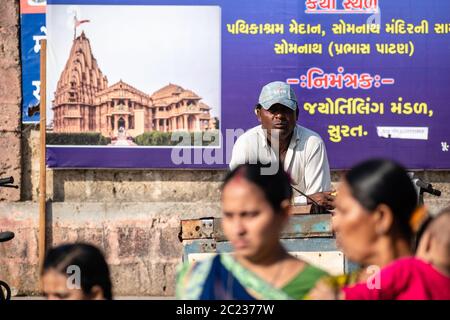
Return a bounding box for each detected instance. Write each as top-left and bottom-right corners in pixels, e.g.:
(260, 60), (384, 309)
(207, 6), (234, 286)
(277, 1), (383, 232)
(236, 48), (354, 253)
(45, 4), (221, 148)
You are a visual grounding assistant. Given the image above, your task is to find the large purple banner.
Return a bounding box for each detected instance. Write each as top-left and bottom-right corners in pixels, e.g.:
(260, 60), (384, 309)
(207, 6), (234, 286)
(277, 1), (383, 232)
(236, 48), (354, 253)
(46, 0), (450, 169)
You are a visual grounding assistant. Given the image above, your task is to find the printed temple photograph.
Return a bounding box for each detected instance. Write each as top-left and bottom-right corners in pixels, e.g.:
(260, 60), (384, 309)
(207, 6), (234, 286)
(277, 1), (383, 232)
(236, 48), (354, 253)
(46, 5), (221, 147)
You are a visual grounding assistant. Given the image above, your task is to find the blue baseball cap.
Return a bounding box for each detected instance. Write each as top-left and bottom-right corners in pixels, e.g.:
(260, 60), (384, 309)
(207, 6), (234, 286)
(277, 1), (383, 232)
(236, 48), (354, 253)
(258, 81), (298, 111)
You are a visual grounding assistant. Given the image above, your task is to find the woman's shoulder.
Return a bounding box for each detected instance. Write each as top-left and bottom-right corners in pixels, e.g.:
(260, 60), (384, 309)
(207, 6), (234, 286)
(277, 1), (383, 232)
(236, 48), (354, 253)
(287, 257), (329, 282)
(321, 269), (363, 290)
(282, 261), (330, 300)
(287, 255), (329, 278)
(302, 263), (330, 278)
(176, 254), (220, 299)
(177, 254), (220, 278)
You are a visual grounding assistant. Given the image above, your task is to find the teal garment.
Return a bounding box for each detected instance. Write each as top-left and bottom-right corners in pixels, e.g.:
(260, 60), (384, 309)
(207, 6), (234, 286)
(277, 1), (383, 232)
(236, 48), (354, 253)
(176, 254), (329, 300)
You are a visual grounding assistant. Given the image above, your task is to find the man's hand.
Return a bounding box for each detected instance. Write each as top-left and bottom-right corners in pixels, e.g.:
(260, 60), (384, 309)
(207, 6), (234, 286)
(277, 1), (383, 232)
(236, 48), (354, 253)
(307, 191), (335, 210)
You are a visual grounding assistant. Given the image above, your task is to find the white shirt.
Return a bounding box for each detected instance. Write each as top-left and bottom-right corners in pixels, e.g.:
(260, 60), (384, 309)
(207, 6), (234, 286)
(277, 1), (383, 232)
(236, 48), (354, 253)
(229, 125), (332, 203)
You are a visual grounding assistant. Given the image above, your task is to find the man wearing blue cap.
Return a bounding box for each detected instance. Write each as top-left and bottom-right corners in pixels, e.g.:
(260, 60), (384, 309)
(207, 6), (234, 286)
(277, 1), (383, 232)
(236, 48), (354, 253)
(230, 81), (334, 209)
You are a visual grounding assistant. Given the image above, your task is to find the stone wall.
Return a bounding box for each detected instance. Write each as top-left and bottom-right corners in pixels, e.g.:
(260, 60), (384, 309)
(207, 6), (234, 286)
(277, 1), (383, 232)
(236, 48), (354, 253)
(0, 201), (221, 296)
(0, 0), (21, 202)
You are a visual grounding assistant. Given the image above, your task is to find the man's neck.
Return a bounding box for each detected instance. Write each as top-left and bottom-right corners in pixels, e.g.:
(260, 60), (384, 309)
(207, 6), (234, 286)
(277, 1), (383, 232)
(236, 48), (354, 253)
(266, 130), (293, 155)
(279, 136), (291, 153)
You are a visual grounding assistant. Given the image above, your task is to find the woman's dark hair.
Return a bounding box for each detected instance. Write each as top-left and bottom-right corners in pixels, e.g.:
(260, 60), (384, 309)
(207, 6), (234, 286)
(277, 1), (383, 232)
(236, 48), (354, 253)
(42, 243), (113, 300)
(222, 163), (293, 212)
(345, 159), (418, 240)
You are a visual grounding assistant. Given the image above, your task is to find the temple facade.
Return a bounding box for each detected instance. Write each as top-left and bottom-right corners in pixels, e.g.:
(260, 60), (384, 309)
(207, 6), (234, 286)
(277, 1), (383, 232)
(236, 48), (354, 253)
(52, 32), (217, 138)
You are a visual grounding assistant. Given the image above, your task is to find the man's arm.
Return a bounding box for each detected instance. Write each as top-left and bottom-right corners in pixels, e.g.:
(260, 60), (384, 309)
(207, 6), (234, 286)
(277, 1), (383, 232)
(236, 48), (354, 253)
(229, 135), (248, 170)
(304, 138), (334, 209)
(304, 138), (332, 193)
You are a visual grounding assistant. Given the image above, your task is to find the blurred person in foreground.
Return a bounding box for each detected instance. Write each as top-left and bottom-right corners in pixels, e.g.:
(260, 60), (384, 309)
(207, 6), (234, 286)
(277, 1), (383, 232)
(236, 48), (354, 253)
(176, 163), (328, 299)
(310, 207), (450, 300)
(41, 243), (113, 300)
(307, 159), (418, 299)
